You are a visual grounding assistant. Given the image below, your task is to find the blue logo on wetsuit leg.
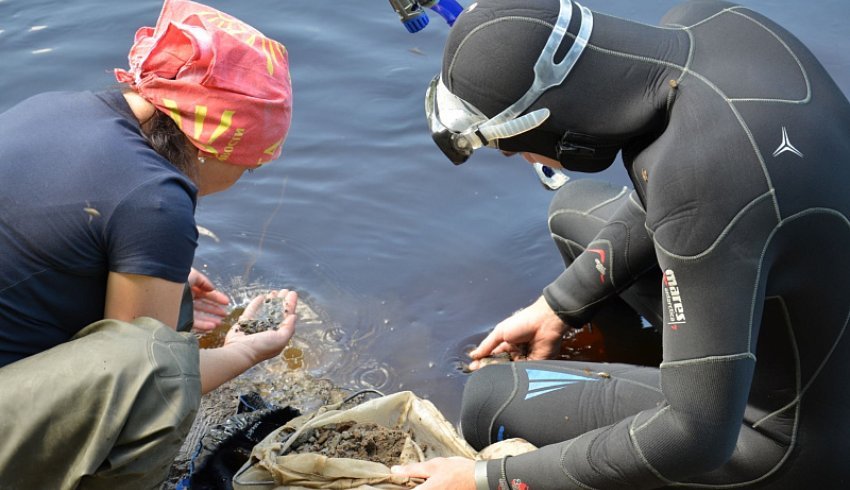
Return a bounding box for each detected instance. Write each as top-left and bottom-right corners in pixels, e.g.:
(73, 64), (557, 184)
(524, 368), (599, 400)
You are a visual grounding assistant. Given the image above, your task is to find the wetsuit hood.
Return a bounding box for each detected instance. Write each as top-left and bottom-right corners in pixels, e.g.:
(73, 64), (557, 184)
(441, 0), (674, 172)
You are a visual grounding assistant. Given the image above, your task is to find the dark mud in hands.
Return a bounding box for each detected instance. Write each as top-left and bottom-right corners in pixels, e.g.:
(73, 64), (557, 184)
(235, 297), (288, 335)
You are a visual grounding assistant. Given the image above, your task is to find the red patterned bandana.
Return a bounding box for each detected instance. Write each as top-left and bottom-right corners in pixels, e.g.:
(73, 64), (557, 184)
(115, 0), (292, 166)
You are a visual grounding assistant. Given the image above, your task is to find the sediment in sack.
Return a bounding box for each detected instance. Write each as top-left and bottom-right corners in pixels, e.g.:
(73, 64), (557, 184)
(288, 421), (410, 467)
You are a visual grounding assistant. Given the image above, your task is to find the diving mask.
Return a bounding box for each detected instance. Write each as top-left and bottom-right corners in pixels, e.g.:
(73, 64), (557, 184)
(424, 0), (593, 165)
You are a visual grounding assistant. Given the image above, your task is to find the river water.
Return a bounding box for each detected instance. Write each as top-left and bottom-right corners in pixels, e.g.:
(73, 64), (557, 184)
(1, 0), (848, 423)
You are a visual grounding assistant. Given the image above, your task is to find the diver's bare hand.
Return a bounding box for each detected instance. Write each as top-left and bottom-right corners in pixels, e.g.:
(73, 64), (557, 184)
(224, 289), (297, 364)
(468, 295), (565, 370)
(391, 457), (475, 490)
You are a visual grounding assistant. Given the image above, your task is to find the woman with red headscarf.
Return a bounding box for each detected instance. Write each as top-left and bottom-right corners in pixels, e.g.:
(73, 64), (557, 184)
(0, 0), (294, 487)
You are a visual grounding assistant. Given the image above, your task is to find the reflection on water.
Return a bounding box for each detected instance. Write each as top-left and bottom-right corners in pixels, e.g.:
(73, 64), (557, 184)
(199, 282), (401, 401)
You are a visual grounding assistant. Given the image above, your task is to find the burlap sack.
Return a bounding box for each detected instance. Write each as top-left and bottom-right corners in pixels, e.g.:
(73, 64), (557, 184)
(233, 391), (477, 490)
(475, 438), (537, 460)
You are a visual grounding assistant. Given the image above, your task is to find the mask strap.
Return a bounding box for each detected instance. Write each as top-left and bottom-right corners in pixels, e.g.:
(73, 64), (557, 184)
(478, 0), (593, 132)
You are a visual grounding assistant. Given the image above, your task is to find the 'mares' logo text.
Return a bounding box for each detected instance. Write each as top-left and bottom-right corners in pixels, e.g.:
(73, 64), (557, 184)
(663, 269), (687, 329)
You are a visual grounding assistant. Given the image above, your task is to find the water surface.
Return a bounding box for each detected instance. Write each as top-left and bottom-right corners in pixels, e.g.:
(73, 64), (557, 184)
(1, 0), (847, 422)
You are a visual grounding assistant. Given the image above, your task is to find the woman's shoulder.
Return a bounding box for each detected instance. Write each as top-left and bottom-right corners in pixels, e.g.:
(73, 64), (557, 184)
(5, 90), (107, 116)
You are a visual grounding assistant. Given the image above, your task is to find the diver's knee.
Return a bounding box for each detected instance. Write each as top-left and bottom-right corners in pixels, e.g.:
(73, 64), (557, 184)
(460, 364), (516, 450)
(547, 179), (612, 218)
(548, 179), (627, 243)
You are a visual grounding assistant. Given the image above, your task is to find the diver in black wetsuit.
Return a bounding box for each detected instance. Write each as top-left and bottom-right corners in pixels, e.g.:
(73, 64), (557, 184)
(390, 0), (850, 488)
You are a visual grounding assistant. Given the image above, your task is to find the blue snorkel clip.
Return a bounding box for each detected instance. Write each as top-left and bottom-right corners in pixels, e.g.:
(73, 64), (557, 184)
(388, 0), (464, 33)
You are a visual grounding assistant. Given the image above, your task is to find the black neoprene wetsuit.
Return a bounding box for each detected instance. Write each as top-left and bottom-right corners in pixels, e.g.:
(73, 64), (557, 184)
(446, 0), (850, 488)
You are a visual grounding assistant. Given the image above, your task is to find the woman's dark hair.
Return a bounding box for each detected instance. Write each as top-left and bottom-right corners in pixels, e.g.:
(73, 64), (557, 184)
(140, 109), (200, 184)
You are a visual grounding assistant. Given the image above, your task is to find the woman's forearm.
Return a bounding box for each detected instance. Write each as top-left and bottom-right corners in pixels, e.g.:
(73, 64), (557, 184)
(198, 343), (257, 394)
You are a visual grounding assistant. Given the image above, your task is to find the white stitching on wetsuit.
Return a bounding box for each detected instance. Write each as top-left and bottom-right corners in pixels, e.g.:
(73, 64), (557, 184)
(586, 186), (629, 215)
(620, 221), (634, 281)
(559, 438), (600, 489)
(629, 411), (676, 485)
(665, 23), (695, 84)
(752, 297), (802, 429)
(547, 181), (628, 218)
(680, 26), (694, 84)
(725, 103), (783, 222)
(591, 9), (725, 32)
(631, 357), (764, 488)
(614, 376), (663, 395)
(581, 40), (685, 75)
(681, 8), (736, 30)
(452, 13), (788, 224)
(791, 268), (850, 396)
(719, 295), (803, 488)
(660, 352), (756, 368)
(447, 17), (554, 90)
(633, 404), (671, 433)
(651, 213), (848, 488)
(544, 258), (658, 316)
(456, 7), (845, 488)
(680, 298), (802, 489)
(754, 209), (850, 398)
(548, 209), (609, 227)
(549, 236), (583, 261)
(652, 191), (776, 260)
(629, 192), (646, 212)
(571, 40), (783, 221)
(550, 177), (831, 486)
(549, 186), (648, 286)
(455, 8), (806, 227)
(487, 362), (521, 445)
(725, 8), (811, 104)
(581, 11), (801, 220)
(549, 232), (655, 289)
(547, 186), (628, 247)
(547, 265), (659, 318)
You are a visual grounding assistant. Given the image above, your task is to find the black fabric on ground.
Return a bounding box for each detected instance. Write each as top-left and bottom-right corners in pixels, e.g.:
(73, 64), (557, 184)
(187, 394), (300, 490)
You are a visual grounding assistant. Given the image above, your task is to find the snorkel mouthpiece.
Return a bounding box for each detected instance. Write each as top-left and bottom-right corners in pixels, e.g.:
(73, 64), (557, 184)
(389, 0), (463, 33)
(533, 162), (570, 190)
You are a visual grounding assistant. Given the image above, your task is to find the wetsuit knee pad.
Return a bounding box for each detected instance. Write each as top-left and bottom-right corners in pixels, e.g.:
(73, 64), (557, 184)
(548, 179), (628, 249)
(460, 364), (516, 450)
(548, 179), (625, 217)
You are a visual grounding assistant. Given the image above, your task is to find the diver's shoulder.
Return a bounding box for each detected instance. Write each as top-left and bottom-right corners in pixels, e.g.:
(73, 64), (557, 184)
(660, 0), (740, 28)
